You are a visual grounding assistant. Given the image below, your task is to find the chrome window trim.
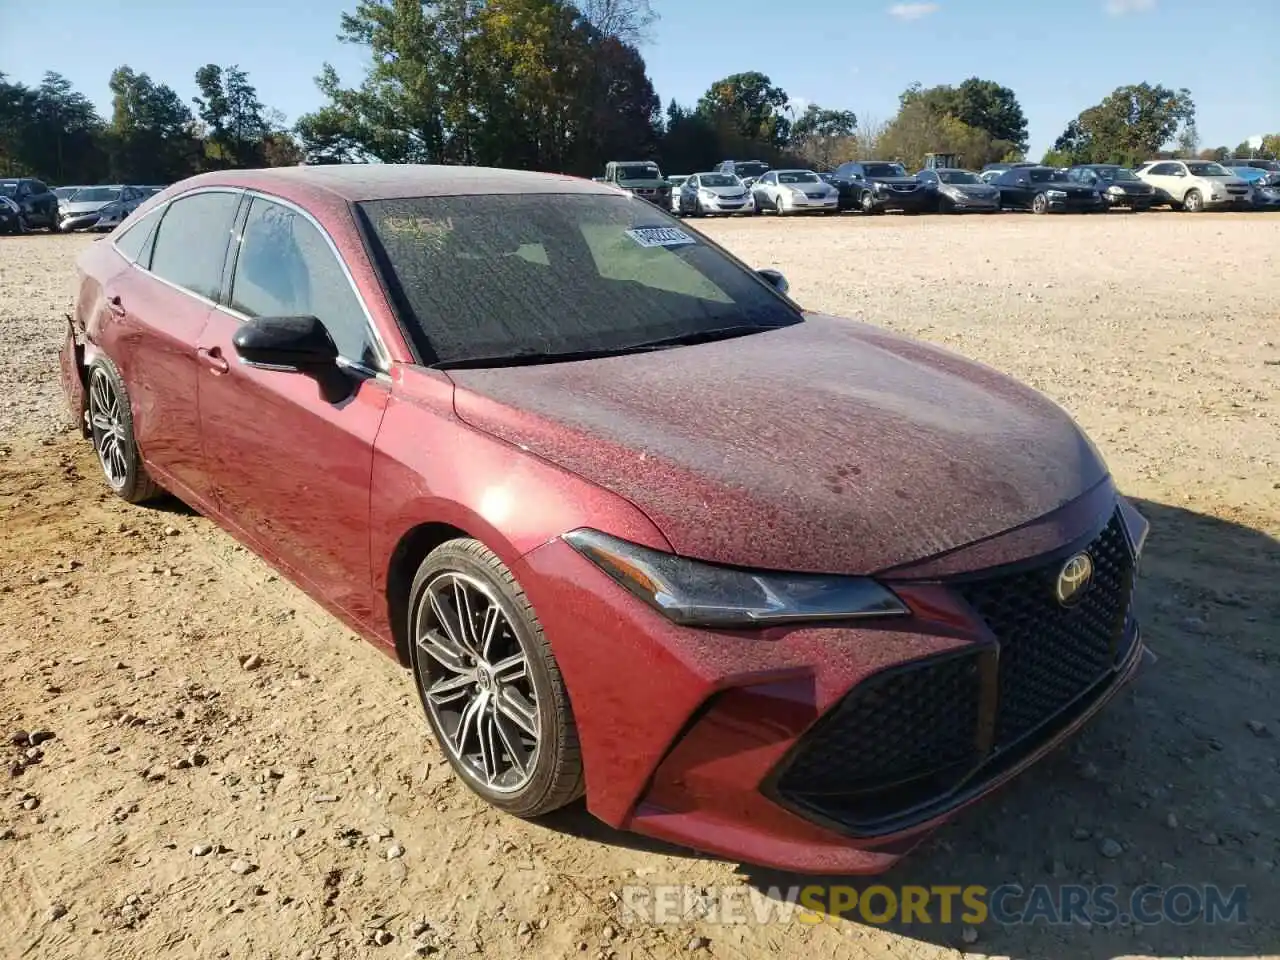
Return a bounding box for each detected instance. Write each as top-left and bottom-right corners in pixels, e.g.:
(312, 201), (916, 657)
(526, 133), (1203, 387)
(109, 184), (392, 376)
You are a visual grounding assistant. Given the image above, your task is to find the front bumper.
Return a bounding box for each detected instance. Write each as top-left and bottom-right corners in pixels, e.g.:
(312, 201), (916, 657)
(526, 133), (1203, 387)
(1102, 191), (1154, 208)
(938, 191), (1001, 211)
(700, 195), (756, 214)
(516, 487), (1149, 874)
(1204, 193), (1252, 208)
(780, 194), (839, 213)
(60, 213), (101, 232)
(1252, 189), (1280, 207)
(867, 189), (930, 212)
(1046, 194), (1106, 212)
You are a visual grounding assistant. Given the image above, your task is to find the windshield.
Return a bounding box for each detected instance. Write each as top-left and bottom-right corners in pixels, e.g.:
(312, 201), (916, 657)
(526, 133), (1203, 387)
(1186, 162), (1230, 177)
(358, 194), (798, 366)
(70, 187), (122, 203)
(1028, 168), (1067, 183)
(938, 171), (980, 184)
(0, 183), (17, 198)
(617, 164), (661, 180)
(733, 162), (768, 178)
(777, 171), (820, 184)
(698, 174), (740, 187)
(863, 163), (907, 178)
(54, 187), (80, 200)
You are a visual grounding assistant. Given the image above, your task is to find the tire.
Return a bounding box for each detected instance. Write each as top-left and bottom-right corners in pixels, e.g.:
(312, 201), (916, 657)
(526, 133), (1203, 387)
(860, 192), (881, 214)
(939, 195), (955, 214)
(15, 214), (29, 235)
(87, 358), (162, 504)
(774, 194), (788, 216)
(408, 538), (584, 818)
(1183, 189), (1204, 213)
(1031, 192), (1050, 215)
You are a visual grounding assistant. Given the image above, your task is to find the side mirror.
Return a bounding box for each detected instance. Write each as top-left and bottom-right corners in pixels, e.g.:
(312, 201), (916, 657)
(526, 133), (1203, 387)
(757, 269), (789, 296)
(232, 315), (339, 372)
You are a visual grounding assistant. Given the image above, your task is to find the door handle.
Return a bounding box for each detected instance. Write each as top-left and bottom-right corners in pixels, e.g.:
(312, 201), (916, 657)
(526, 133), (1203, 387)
(197, 346), (229, 375)
(106, 295), (126, 318)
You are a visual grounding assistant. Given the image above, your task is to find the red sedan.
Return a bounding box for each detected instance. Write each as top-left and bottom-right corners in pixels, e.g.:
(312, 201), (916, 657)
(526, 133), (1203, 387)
(60, 165), (1149, 874)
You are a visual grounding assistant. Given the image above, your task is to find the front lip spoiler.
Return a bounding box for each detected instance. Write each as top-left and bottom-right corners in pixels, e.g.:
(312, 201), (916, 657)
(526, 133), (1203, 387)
(766, 622), (1146, 840)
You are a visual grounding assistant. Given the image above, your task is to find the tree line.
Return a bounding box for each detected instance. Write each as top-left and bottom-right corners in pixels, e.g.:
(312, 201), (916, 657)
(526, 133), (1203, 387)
(1, 0), (1275, 188)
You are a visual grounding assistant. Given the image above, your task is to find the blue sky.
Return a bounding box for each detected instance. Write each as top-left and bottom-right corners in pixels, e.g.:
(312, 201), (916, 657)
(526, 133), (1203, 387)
(2, 0), (1276, 159)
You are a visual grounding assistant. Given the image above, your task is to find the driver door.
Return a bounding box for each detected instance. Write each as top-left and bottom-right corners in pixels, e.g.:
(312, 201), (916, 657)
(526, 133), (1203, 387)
(196, 195), (391, 625)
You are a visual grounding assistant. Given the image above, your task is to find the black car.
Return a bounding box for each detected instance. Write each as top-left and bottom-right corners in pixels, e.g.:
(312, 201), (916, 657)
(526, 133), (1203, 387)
(914, 168), (1002, 212)
(830, 160), (929, 214)
(1067, 164), (1156, 211)
(994, 166), (1105, 214)
(1231, 158), (1280, 174)
(0, 178), (59, 233)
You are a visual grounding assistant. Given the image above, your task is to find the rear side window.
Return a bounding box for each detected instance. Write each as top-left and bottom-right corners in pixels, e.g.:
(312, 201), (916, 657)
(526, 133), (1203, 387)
(230, 197), (380, 368)
(150, 192), (240, 301)
(114, 208), (163, 267)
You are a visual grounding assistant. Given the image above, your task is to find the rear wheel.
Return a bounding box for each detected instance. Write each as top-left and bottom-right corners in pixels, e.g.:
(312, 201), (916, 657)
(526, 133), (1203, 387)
(87, 359), (162, 503)
(1183, 189), (1204, 213)
(408, 539), (584, 817)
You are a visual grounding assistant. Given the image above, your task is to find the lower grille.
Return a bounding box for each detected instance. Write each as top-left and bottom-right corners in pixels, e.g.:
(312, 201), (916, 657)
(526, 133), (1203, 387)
(771, 508), (1137, 835)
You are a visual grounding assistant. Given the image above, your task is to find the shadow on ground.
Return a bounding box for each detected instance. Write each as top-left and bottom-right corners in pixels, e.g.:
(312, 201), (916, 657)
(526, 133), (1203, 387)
(543, 498), (1280, 958)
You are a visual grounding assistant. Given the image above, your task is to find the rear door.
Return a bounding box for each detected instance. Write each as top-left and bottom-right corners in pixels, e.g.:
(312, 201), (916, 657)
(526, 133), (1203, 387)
(195, 194), (391, 625)
(101, 190), (241, 508)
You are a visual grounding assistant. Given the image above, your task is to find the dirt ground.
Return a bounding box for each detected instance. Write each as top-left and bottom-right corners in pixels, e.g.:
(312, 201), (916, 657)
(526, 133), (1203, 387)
(1, 215), (1277, 960)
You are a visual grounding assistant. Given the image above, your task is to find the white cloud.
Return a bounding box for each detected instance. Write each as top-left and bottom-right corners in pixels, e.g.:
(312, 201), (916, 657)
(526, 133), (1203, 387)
(1104, 0), (1156, 16)
(887, 3), (940, 21)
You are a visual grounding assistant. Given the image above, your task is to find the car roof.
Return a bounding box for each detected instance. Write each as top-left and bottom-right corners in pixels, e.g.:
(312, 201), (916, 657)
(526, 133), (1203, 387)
(168, 164), (617, 203)
(926, 167), (976, 174)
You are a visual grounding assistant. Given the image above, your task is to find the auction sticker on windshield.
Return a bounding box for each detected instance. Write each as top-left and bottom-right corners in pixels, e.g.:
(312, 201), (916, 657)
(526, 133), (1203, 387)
(625, 226), (697, 248)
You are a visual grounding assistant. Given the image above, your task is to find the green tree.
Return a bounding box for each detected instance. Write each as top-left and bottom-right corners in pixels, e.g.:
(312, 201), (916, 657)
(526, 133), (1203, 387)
(194, 64), (271, 168)
(657, 100), (721, 173)
(900, 77), (1028, 153)
(575, 0), (657, 44)
(1052, 83), (1195, 166)
(696, 72), (791, 147)
(790, 105), (857, 169)
(107, 66), (201, 181)
(877, 98), (1016, 171)
(1259, 134), (1280, 159)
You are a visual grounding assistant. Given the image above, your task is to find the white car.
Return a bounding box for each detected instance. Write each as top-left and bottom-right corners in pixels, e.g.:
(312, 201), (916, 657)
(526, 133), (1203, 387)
(679, 173), (756, 216)
(751, 170), (839, 215)
(1133, 160), (1251, 212)
(667, 175), (690, 214)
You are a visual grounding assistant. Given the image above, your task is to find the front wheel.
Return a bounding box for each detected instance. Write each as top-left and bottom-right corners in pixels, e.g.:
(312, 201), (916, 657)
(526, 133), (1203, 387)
(1183, 189), (1204, 213)
(408, 539), (584, 817)
(860, 192), (881, 214)
(1031, 193), (1050, 215)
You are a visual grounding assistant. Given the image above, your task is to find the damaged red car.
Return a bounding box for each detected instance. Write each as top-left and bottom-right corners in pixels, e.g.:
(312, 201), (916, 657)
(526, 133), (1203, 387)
(60, 165), (1149, 874)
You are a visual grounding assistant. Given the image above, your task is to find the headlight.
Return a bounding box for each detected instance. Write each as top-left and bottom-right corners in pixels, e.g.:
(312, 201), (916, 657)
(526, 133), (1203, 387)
(564, 528), (908, 628)
(1046, 189), (1067, 198)
(1107, 184), (1124, 194)
(699, 189), (715, 200)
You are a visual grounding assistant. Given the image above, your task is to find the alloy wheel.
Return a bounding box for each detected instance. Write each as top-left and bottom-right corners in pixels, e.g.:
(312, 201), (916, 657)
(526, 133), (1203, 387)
(1184, 190), (1202, 213)
(414, 571), (539, 794)
(88, 366), (128, 489)
(1032, 193), (1049, 214)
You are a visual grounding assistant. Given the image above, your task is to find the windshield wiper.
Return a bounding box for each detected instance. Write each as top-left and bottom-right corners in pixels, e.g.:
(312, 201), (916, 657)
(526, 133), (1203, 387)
(431, 324), (787, 370)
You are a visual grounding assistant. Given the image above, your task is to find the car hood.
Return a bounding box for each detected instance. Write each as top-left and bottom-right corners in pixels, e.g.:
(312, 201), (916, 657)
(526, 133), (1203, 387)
(618, 178), (668, 189)
(870, 176), (922, 187)
(941, 183), (1000, 196)
(1201, 176), (1249, 187)
(700, 184), (749, 196)
(449, 315), (1109, 575)
(62, 200), (112, 215)
(1101, 180), (1153, 191)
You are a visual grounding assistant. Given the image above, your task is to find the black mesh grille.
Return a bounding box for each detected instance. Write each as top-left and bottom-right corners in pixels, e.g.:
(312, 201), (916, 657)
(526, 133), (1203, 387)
(775, 652), (981, 797)
(957, 512), (1133, 747)
(769, 509), (1138, 836)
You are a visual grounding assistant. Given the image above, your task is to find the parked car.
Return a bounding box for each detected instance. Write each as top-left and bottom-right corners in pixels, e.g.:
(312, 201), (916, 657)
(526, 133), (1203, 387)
(1133, 160), (1251, 212)
(57, 164), (1152, 874)
(1227, 166), (1280, 209)
(680, 172), (756, 216)
(58, 185), (149, 232)
(0, 177), (60, 232)
(994, 166), (1105, 214)
(1066, 165), (1156, 211)
(829, 161), (929, 214)
(913, 167), (1001, 213)
(600, 161), (672, 207)
(666, 175), (690, 214)
(714, 160), (770, 188)
(750, 169), (839, 215)
(1229, 158), (1280, 174)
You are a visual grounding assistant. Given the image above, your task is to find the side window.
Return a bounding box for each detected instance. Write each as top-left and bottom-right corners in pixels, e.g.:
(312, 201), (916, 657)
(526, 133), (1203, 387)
(231, 197), (379, 368)
(150, 191), (240, 300)
(31, 181), (49, 195)
(114, 208), (163, 266)
(1150, 163), (1175, 176)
